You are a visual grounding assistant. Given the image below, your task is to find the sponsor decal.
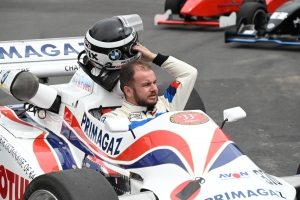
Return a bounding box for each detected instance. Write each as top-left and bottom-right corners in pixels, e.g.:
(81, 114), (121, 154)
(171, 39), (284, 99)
(1, 71), (10, 84)
(120, 53), (139, 64)
(0, 42), (84, 60)
(81, 113), (123, 155)
(0, 135), (36, 180)
(252, 169), (283, 186)
(108, 49), (122, 61)
(219, 171), (249, 180)
(294, 17), (300, 28)
(204, 188), (286, 199)
(84, 38), (91, 49)
(170, 112), (209, 125)
(270, 12), (288, 20)
(267, 23), (275, 29)
(0, 165), (30, 200)
(71, 74), (93, 92)
(129, 112), (142, 120)
(65, 65), (79, 72)
(85, 49), (98, 61)
(171, 177), (205, 200)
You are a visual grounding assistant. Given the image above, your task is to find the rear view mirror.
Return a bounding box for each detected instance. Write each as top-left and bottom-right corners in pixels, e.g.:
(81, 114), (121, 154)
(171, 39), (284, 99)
(223, 106), (247, 122)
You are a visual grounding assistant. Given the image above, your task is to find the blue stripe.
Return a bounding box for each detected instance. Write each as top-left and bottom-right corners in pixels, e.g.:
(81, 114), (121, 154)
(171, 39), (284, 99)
(46, 131), (78, 170)
(209, 143), (244, 172)
(164, 85), (177, 103)
(61, 123), (94, 155)
(120, 149), (188, 172)
(129, 112), (165, 129)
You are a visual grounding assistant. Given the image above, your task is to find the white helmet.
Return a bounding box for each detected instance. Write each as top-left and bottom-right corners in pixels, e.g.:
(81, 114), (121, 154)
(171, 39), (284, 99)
(84, 14), (144, 70)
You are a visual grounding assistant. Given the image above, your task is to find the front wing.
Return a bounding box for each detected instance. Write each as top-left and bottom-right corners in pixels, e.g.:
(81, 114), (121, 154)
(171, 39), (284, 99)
(225, 19), (300, 46)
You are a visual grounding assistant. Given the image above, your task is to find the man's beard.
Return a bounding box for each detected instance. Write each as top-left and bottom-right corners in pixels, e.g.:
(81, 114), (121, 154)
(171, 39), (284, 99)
(133, 88), (158, 109)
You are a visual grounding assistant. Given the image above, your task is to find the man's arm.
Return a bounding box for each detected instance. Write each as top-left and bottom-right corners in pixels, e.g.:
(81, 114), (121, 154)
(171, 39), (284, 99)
(153, 54), (198, 111)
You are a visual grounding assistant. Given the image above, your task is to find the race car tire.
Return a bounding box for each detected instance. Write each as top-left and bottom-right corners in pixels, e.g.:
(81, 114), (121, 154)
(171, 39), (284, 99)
(158, 85), (206, 113)
(23, 169), (118, 200)
(236, 2), (267, 30)
(164, 0), (186, 15)
(242, 0), (266, 6)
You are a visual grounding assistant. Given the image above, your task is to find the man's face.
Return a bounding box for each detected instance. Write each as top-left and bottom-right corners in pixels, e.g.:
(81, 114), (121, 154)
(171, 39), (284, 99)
(131, 68), (158, 107)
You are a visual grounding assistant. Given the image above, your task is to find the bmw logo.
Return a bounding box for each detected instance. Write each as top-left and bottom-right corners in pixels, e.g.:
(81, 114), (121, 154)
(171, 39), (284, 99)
(1, 71), (10, 84)
(267, 23), (275, 29)
(84, 39), (91, 49)
(108, 49), (122, 61)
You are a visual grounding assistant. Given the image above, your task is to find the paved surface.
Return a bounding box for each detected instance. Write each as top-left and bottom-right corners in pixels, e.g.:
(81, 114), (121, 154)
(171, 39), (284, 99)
(1, 0), (300, 177)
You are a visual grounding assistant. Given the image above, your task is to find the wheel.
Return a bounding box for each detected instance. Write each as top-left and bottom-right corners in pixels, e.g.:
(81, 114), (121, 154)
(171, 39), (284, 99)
(158, 85), (206, 113)
(242, 0), (266, 5)
(164, 0), (187, 16)
(23, 169), (118, 200)
(236, 2), (267, 31)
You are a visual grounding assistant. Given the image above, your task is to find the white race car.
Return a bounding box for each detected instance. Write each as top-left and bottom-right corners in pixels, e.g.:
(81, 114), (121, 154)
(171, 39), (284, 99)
(0, 16), (300, 200)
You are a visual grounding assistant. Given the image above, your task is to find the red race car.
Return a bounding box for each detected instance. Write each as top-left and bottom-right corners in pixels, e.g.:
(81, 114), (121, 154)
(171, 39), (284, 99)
(154, 0), (289, 27)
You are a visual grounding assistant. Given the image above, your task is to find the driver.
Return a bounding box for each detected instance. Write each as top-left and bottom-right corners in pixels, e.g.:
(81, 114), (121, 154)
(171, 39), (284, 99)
(83, 15), (198, 126)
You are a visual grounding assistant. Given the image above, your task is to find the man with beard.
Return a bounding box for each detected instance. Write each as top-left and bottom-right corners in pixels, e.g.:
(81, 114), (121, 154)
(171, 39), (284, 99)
(101, 43), (198, 124)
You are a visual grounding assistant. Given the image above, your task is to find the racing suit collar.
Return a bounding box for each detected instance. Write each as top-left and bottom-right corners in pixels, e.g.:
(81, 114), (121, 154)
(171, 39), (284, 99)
(123, 101), (148, 112)
(123, 101), (157, 114)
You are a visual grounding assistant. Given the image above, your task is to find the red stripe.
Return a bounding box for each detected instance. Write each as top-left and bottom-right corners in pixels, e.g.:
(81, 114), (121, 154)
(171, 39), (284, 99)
(171, 81), (181, 89)
(0, 106), (60, 173)
(203, 128), (231, 173)
(101, 108), (112, 114)
(33, 133), (60, 173)
(64, 106), (194, 172)
(0, 106), (34, 127)
(115, 130), (194, 172)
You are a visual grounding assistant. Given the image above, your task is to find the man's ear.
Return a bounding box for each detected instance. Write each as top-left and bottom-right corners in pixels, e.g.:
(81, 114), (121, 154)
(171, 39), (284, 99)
(123, 86), (133, 98)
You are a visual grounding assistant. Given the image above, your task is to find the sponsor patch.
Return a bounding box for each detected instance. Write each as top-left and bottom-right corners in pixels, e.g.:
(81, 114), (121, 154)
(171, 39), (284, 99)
(129, 112), (142, 120)
(170, 112), (209, 125)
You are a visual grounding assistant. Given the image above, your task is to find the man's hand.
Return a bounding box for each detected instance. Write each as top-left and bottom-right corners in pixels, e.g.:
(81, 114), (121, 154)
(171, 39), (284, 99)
(132, 43), (157, 62)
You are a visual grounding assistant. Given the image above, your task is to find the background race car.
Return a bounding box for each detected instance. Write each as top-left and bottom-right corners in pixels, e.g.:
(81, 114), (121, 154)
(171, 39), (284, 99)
(225, 0), (300, 46)
(154, 0), (289, 28)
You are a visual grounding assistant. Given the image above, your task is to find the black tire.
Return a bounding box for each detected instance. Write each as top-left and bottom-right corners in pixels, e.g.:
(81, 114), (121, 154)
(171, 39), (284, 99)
(242, 0), (266, 5)
(23, 169), (118, 200)
(164, 0), (186, 14)
(158, 85), (206, 113)
(236, 2), (267, 30)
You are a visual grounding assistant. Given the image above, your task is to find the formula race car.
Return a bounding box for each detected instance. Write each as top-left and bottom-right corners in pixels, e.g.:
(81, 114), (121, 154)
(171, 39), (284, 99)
(225, 0), (300, 46)
(154, 0), (288, 28)
(1, 15), (300, 200)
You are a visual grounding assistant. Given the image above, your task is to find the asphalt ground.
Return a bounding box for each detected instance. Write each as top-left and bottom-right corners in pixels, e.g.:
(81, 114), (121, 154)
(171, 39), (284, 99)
(1, 0), (300, 177)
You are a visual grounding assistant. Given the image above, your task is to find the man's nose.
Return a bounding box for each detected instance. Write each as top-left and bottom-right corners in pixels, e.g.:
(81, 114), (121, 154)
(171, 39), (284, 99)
(150, 83), (158, 91)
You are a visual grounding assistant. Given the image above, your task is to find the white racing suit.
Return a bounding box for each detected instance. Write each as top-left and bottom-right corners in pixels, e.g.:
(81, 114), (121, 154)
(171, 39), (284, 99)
(101, 54), (198, 129)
